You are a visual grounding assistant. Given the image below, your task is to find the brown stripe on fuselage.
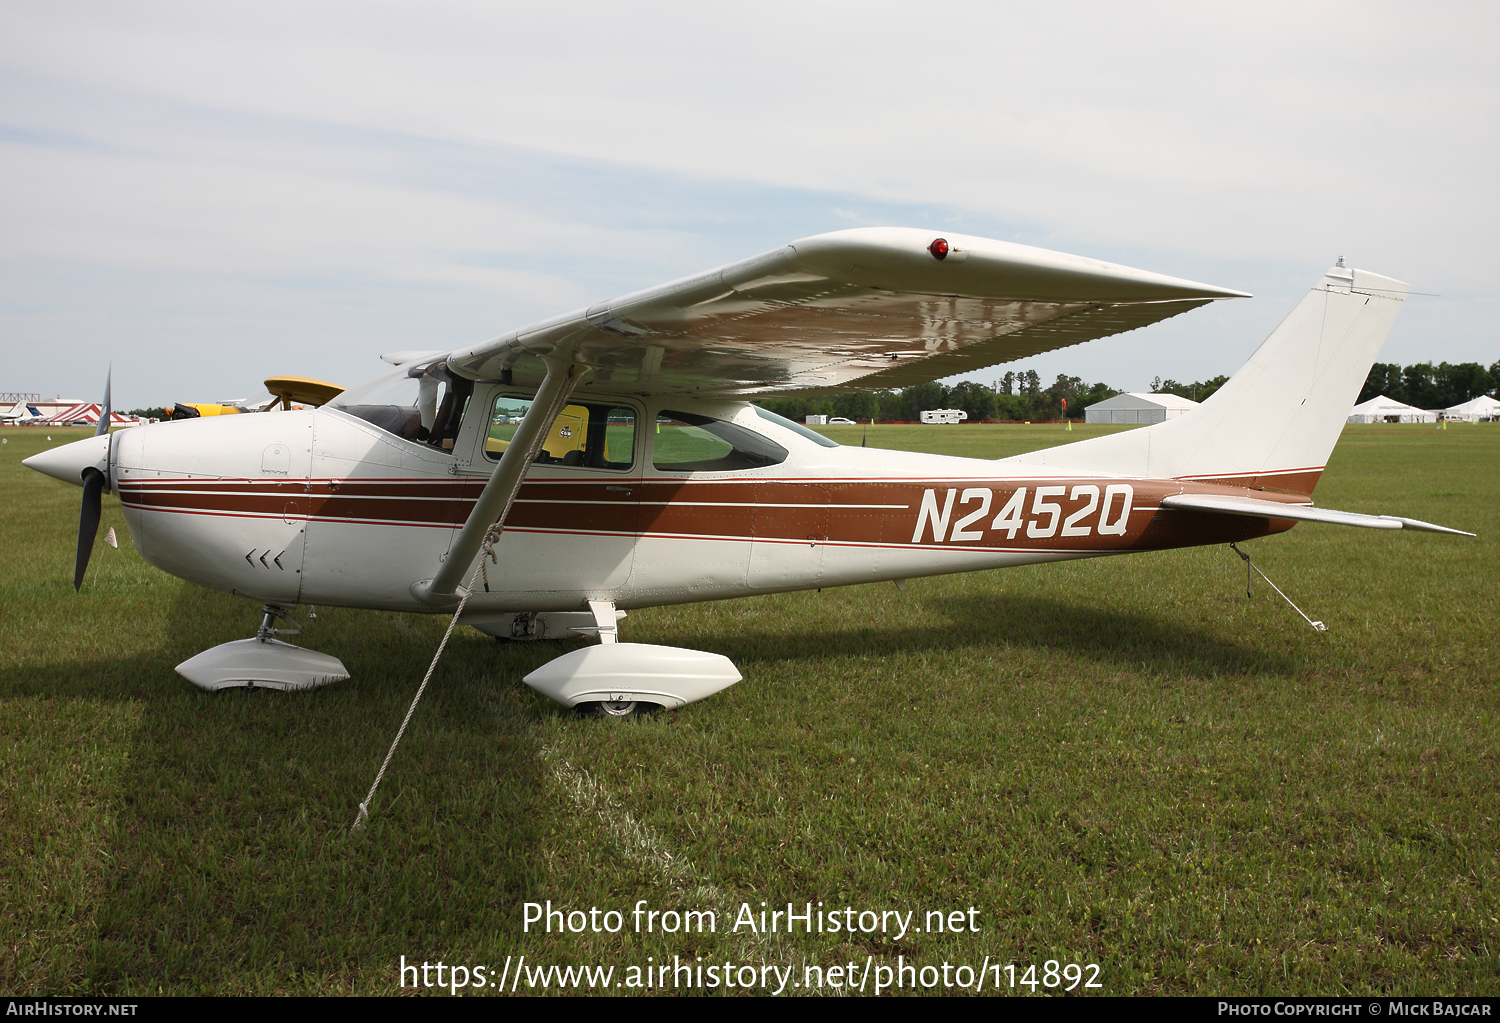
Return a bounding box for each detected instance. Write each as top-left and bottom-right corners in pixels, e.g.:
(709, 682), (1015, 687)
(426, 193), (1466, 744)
(635, 479), (756, 540)
(307, 477), (483, 526)
(120, 484), (308, 520)
(118, 475), (1308, 552)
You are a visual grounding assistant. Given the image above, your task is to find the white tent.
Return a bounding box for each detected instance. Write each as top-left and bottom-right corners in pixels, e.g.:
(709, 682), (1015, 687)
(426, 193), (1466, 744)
(1084, 392), (1200, 424)
(1442, 394), (1500, 423)
(29, 403), (140, 429)
(1347, 395), (1437, 424)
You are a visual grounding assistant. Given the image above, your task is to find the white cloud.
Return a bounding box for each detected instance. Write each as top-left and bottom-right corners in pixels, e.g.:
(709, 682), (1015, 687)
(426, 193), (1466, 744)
(1, 1), (1495, 404)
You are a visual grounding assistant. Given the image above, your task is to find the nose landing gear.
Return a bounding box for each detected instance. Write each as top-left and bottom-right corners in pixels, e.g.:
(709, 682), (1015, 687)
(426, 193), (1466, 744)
(175, 604), (350, 692)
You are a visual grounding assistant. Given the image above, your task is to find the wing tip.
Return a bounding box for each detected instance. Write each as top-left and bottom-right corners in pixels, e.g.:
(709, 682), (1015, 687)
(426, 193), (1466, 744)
(1380, 515), (1476, 537)
(791, 226), (1250, 301)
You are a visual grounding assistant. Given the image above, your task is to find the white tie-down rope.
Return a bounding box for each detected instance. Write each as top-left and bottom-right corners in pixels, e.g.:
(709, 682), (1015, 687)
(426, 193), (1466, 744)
(350, 522), (504, 833)
(1229, 541), (1327, 632)
(353, 366), (579, 833)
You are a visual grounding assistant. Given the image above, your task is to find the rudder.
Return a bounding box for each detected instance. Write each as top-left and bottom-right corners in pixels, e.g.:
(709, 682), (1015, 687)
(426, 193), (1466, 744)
(1002, 263), (1410, 495)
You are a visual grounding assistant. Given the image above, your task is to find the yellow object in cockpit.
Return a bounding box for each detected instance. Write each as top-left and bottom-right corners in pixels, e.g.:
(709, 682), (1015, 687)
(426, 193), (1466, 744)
(542, 406), (589, 462)
(485, 405), (600, 464)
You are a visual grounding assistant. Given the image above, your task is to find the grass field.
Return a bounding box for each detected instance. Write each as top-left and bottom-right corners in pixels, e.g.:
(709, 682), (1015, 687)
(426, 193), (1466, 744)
(2, 423), (1496, 996)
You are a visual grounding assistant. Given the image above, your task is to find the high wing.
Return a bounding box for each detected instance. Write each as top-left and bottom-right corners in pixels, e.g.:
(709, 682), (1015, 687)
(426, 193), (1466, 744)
(1160, 494), (1475, 536)
(445, 227), (1249, 395)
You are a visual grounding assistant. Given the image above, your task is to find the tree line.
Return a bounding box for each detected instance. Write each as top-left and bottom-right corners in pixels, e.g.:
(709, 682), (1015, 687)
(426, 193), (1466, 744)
(754, 370), (1233, 423)
(1355, 361), (1499, 410)
(124, 359), (1497, 426)
(757, 358), (1498, 424)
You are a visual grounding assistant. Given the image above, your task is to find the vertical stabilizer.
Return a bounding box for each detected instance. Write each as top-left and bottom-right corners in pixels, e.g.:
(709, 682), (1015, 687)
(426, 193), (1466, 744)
(1002, 264), (1410, 494)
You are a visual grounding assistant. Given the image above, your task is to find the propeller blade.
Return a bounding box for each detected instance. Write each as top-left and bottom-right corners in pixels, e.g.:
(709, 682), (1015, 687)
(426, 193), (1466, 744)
(95, 366), (112, 438)
(75, 467), (104, 591)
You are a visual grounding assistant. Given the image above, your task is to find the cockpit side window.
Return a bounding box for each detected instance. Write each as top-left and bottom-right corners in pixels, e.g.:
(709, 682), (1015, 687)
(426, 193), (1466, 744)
(423, 365), (472, 451)
(484, 395), (636, 470)
(652, 411), (788, 472)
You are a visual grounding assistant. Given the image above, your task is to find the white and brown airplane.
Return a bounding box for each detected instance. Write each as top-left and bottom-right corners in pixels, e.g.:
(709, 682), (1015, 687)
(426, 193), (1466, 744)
(24, 228), (1471, 716)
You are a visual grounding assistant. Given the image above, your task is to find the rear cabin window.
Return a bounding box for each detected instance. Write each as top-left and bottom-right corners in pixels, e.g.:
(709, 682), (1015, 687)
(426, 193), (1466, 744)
(754, 406), (840, 448)
(484, 396), (636, 469)
(652, 411), (788, 472)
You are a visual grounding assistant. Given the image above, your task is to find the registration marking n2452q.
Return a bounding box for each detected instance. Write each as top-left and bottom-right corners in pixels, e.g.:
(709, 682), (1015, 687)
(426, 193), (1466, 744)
(912, 484), (1134, 544)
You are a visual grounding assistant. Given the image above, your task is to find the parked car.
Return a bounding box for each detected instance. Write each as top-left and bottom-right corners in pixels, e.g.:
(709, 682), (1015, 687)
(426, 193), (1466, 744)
(828, 417), (856, 424)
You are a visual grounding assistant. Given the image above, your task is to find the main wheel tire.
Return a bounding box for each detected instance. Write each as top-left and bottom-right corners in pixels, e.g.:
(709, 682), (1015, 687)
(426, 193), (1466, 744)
(578, 700), (658, 719)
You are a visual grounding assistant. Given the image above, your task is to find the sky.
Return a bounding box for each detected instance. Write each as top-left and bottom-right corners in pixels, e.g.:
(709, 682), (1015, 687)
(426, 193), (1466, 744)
(3, 1), (1496, 409)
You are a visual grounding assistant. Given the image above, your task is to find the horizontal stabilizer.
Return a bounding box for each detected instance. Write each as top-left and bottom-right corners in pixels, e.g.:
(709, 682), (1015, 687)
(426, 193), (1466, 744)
(1160, 494), (1474, 536)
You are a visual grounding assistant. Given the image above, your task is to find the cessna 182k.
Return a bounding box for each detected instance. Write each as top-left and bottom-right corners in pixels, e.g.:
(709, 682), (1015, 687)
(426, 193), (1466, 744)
(25, 228), (1471, 717)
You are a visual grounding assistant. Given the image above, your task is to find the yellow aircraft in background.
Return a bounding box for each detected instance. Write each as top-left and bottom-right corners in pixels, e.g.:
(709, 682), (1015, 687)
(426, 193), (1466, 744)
(166, 375), (345, 419)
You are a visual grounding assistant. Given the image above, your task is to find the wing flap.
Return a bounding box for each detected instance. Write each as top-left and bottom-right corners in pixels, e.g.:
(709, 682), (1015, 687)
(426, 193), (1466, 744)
(1160, 493), (1474, 535)
(447, 228), (1248, 395)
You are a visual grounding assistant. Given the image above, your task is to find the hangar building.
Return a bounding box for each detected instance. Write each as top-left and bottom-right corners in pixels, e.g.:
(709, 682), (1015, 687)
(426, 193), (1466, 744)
(1084, 392), (1200, 424)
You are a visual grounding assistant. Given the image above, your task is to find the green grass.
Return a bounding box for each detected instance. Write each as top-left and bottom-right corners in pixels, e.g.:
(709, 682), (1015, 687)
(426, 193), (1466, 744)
(1, 423), (1496, 996)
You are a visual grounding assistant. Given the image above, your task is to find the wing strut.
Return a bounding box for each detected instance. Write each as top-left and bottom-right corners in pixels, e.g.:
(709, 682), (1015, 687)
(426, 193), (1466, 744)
(412, 350), (585, 606)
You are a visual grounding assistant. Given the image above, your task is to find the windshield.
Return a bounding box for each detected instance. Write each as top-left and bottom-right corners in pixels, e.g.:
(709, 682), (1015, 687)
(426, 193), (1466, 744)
(327, 366), (418, 409)
(325, 361), (471, 450)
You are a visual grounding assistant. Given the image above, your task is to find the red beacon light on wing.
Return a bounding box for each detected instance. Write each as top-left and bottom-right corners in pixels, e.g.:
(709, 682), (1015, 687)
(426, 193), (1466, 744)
(928, 238), (950, 260)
